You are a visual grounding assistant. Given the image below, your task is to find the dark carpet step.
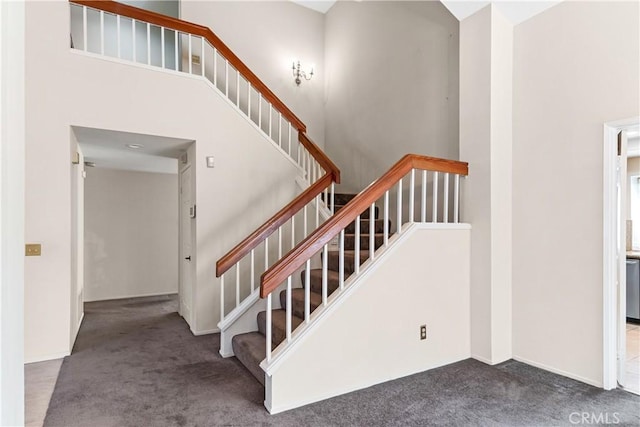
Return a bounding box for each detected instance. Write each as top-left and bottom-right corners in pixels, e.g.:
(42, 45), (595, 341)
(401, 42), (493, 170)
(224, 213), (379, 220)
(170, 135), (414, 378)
(345, 218), (391, 234)
(326, 250), (371, 275)
(321, 192), (358, 206)
(301, 269), (341, 295)
(279, 288), (322, 320)
(257, 309), (304, 349)
(334, 204), (379, 219)
(344, 233), (384, 250)
(231, 332), (266, 385)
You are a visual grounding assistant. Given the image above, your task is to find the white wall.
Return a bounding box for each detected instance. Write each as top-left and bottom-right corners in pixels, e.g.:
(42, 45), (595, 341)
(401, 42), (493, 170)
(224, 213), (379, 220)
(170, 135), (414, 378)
(459, 4), (513, 365)
(0, 0), (25, 423)
(267, 226), (470, 414)
(25, 0), (301, 361)
(180, 0), (326, 147)
(324, 1), (459, 192)
(84, 168), (179, 301)
(512, 1), (640, 386)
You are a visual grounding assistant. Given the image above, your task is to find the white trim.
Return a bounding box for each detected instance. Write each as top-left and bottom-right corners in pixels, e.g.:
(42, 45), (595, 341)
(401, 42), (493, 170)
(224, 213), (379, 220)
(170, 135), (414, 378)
(513, 355), (602, 388)
(25, 351), (71, 365)
(83, 291), (178, 303)
(218, 289), (260, 331)
(69, 49), (305, 175)
(260, 222), (472, 375)
(219, 348), (234, 358)
(603, 117), (640, 391)
(471, 354), (493, 365)
(71, 312), (85, 346)
(190, 327), (220, 336)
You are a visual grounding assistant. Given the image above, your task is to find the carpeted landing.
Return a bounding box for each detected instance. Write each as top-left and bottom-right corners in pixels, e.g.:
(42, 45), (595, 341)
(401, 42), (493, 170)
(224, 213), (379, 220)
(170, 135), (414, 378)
(44, 295), (640, 426)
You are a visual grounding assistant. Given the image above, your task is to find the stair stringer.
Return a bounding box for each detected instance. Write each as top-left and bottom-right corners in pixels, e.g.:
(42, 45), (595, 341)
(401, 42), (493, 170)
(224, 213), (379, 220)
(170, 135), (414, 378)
(261, 223), (472, 414)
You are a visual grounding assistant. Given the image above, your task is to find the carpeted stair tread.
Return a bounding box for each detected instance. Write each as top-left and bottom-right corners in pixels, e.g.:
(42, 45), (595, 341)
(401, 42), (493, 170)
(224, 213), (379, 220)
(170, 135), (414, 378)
(345, 218), (391, 234)
(302, 269), (341, 295)
(326, 250), (371, 275)
(334, 204), (379, 219)
(279, 288), (322, 319)
(344, 233), (385, 250)
(231, 332), (266, 385)
(257, 309), (304, 349)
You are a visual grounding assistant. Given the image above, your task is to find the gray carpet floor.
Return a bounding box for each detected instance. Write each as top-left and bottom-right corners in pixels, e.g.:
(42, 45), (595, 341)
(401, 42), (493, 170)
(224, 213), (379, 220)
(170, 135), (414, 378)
(44, 295), (640, 427)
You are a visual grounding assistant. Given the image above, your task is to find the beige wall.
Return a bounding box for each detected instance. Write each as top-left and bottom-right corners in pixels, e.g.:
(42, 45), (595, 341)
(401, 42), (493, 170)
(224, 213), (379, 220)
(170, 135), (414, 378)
(180, 0), (326, 147)
(323, 1), (459, 192)
(84, 168), (178, 302)
(25, 1), (301, 361)
(512, 1), (640, 386)
(267, 226), (470, 413)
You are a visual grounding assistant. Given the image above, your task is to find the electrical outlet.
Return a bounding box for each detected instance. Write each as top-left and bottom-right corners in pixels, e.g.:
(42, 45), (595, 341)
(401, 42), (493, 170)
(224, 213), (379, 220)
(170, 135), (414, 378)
(420, 325), (427, 340)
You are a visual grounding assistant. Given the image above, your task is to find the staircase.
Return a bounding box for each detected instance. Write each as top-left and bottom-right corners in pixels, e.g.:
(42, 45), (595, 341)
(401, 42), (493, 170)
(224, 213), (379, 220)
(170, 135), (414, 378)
(232, 192), (391, 385)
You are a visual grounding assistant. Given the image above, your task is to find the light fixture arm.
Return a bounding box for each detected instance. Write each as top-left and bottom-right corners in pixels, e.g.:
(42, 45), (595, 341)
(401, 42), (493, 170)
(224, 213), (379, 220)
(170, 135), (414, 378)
(292, 60), (314, 86)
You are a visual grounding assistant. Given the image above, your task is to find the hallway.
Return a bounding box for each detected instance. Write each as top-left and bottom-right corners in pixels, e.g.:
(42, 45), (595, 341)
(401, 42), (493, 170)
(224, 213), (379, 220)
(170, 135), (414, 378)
(41, 295), (640, 426)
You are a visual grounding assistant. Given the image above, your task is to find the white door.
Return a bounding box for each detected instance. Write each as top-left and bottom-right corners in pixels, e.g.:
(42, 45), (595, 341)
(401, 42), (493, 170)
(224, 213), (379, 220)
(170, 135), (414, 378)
(617, 131), (628, 388)
(179, 166), (193, 324)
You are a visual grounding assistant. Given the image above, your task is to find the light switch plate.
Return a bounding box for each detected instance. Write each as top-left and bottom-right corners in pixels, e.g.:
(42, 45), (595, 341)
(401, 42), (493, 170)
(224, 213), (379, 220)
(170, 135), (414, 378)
(25, 244), (42, 256)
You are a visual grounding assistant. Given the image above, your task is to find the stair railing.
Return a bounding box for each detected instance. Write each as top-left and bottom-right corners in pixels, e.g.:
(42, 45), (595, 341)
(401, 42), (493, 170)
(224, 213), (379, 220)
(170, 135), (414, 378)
(68, 0), (333, 180)
(68, 0), (342, 321)
(259, 154), (469, 362)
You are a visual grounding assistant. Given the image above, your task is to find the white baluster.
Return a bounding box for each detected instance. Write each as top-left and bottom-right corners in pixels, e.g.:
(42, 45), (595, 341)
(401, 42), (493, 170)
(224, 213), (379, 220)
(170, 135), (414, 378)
(213, 48), (217, 84)
(278, 113), (282, 148)
(225, 60), (229, 97)
(264, 236), (269, 269)
(82, 6), (87, 52)
(116, 15), (121, 59)
(286, 276), (292, 342)
(247, 83), (252, 119)
(250, 249), (255, 292)
(369, 203), (375, 260)
(220, 274), (225, 321)
(268, 105), (272, 139)
(397, 179), (403, 234)
(235, 262), (240, 306)
(188, 34), (192, 74)
(339, 230), (345, 290)
(303, 205), (308, 237)
(201, 37), (205, 77)
(174, 31), (179, 71)
(258, 93), (262, 128)
(278, 225), (282, 258)
(236, 71), (240, 106)
(454, 174), (460, 223)
(146, 23), (151, 65)
(288, 123), (292, 156)
(161, 27), (165, 68)
(354, 215), (360, 275)
(421, 170), (427, 222)
(266, 293), (272, 361)
(331, 183), (335, 215)
(324, 187), (329, 211)
(291, 216), (295, 249)
(315, 194), (320, 228)
(409, 169), (415, 223)
(100, 11), (104, 55)
(384, 191), (389, 246)
(433, 172), (439, 223)
(444, 173), (450, 223)
(304, 260), (311, 322)
(132, 20), (136, 61)
(322, 244), (328, 306)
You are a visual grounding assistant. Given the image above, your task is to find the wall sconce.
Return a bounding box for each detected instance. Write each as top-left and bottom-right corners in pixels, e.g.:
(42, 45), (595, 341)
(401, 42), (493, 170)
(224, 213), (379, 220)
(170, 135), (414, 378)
(292, 60), (314, 86)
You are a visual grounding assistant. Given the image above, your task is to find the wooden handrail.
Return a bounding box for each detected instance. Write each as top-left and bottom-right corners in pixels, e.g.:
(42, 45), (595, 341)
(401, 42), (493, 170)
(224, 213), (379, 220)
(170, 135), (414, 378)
(259, 154), (468, 297)
(298, 132), (341, 184)
(69, 0), (306, 132)
(216, 173), (335, 277)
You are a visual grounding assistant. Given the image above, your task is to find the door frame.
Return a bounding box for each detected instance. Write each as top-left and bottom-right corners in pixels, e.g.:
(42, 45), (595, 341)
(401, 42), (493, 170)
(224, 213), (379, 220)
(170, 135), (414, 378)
(603, 116), (640, 390)
(179, 162), (193, 325)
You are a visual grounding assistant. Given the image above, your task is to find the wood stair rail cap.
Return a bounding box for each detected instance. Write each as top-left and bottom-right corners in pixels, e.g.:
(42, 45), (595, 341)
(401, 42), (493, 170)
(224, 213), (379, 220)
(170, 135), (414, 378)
(260, 154), (468, 297)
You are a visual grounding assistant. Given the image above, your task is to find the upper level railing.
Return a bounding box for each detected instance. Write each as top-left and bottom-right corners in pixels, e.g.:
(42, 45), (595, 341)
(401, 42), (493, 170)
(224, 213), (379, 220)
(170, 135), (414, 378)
(68, 0), (339, 185)
(258, 154), (468, 362)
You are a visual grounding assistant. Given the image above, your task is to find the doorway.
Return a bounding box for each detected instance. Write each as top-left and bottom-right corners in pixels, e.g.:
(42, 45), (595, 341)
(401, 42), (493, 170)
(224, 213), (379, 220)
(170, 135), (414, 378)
(603, 117), (640, 394)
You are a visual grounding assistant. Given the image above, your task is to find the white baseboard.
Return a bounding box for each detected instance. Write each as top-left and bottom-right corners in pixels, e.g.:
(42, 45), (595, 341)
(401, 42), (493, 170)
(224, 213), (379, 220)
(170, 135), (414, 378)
(512, 355), (602, 388)
(191, 327), (220, 336)
(219, 349), (234, 358)
(71, 312), (85, 344)
(84, 291), (178, 303)
(471, 354), (493, 365)
(25, 351), (69, 365)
